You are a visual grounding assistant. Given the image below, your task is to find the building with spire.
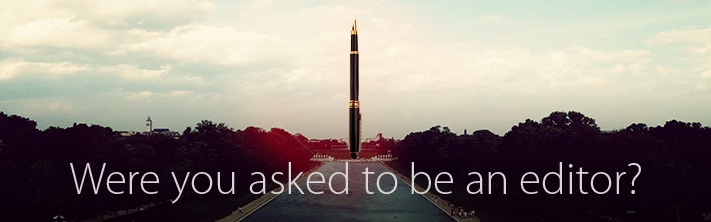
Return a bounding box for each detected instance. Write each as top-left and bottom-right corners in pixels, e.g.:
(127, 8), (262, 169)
(116, 116), (179, 138)
(146, 116), (153, 134)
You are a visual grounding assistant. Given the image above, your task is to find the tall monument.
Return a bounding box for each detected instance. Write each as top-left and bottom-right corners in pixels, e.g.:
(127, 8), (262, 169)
(349, 20), (361, 159)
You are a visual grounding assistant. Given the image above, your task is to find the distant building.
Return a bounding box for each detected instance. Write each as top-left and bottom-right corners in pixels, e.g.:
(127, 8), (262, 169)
(308, 133), (390, 150)
(151, 128), (180, 138)
(364, 133), (384, 143)
(115, 116), (180, 138)
(145, 116), (180, 138)
(307, 138), (348, 150)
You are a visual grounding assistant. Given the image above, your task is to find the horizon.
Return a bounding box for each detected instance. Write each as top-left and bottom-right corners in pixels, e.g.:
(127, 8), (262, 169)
(1, 0), (710, 139)
(2, 110), (707, 141)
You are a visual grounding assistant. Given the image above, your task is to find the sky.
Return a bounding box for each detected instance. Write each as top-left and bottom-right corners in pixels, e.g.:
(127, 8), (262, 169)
(1, 0), (710, 139)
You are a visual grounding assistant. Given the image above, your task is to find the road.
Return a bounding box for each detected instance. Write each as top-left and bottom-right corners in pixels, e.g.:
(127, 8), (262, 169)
(240, 162), (454, 221)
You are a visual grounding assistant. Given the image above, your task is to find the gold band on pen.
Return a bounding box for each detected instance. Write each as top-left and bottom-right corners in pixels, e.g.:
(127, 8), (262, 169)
(350, 51), (358, 54)
(349, 100), (360, 108)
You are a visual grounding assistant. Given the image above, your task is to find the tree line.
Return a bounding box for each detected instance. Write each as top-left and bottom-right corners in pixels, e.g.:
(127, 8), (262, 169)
(0, 112), (316, 221)
(1, 110), (710, 221)
(391, 111), (711, 221)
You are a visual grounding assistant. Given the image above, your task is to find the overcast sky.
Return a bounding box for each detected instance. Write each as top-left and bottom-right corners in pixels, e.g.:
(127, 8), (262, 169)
(1, 0), (710, 139)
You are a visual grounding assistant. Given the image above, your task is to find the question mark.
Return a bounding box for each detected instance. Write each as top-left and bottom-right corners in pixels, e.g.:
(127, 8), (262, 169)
(628, 163), (641, 194)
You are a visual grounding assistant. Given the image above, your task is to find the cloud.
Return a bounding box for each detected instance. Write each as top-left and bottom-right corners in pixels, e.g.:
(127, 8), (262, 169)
(99, 64), (171, 81)
(3, 17), (111, 48)
(53, 0), (216, 30)
(360, 41), (651, 98)
(239, 0), (275, 17)
(478, 14), (505, 24)
(647, 27), (711, 45)
(115, 24), (289, 65)
(0, 97), (76, 115)
(0, 0), (217, 51)
(0, 60), (28, 80)
(647, 27), (711, 55)
(648, 27), (711, 90)
(124, 90), (195, 100)
(0, 59), (89, 80)
(0, 1), (709, 137)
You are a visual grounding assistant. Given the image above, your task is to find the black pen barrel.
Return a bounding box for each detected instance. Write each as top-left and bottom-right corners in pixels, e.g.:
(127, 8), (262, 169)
(349, 21), (360, 159)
